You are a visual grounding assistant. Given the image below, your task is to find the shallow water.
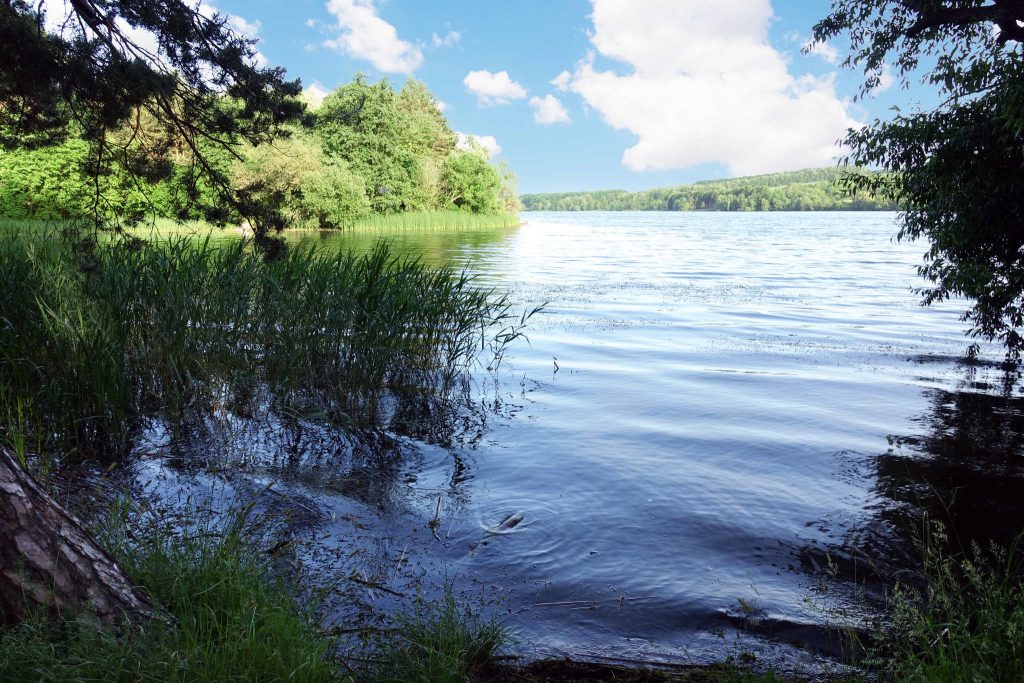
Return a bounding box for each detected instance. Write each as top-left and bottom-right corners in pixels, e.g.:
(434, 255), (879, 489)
(131, 212), (1024, 671)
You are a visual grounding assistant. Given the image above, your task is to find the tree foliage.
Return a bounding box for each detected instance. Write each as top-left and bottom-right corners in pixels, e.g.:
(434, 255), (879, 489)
(442, 148), (503, 214)
(812, 0), (1024, 356)
(232, 131), (369, 229)
(521, 167), (895, 212)
(1, 69), (516, 231)
(0, 0), (304, 251)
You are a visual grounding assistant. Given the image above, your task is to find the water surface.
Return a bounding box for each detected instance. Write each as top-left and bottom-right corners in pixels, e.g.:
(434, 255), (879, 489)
(135, 212), (1024, 670)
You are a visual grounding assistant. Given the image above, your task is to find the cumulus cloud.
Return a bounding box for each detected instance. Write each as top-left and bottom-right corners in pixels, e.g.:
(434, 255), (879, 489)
(550, 70), (572, 92)
(463, 70), (528, 106)
(530, 94), (572, 125)
(873, 65), (895, 94)
(302, 82), (330, 108)
(805, 39), (840, 65)
(563, 0), (859, 175)
(456, 132), (502, 158)
(432, 30), (461, 48)
(323, 0), (423, 73)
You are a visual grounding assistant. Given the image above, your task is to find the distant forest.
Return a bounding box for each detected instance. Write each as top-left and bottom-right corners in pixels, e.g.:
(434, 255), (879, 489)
(520, 168), (898, 212)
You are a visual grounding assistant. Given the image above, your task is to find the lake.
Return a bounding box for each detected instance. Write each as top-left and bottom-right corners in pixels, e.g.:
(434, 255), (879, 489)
(134, 211), (1024, 672)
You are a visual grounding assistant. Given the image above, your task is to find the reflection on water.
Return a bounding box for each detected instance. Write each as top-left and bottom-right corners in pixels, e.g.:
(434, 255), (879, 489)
(111, 212), (1024, 671)
(875, 379), (1024, 556)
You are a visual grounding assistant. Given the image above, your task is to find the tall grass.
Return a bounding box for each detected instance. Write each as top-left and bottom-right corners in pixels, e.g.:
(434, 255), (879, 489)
(0, 231), (531, 462)
(368, 588), (509, 683)
(351, 210), (521, 231)
(0, 507), (348, 682)
(876, 524), (1024, 682)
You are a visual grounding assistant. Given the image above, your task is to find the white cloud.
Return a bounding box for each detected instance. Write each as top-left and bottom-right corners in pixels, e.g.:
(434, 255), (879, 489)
(562, 0), (859, 175)
(550, 70), (572, 92)
(303, 82), (330, 108)
(530, 94), (572, 125)
(323, 0), (423, 73)
(456, 132), (502, 158)
(432, 30), (461, 48)
(463, 69), (528, 106)
(804, 39), (840, 65)
(871, 65), (895, 95)
(435, 99), (449, 112)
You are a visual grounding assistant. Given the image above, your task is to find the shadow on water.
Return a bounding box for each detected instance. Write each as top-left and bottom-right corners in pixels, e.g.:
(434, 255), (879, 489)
(800, 365), (1024, 597)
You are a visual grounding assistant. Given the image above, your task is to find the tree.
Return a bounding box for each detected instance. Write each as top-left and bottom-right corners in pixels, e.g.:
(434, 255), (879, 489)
(232, 131), (369, 229)
(441, 147), (502, 214)
(812, 0), (1024, 356)
(0, 0), (301, 624)
(315, 76), (424, 213)
(0, 0), (303, 250)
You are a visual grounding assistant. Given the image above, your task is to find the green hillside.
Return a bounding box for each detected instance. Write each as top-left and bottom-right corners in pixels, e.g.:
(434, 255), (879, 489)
(520, 167), (897, 212)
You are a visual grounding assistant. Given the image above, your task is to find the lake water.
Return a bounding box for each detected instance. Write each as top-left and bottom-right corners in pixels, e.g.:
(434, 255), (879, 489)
(134, 211), (1024, 672)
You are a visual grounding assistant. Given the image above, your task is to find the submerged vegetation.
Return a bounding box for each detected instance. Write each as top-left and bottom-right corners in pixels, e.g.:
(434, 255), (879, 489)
(520, 168), (896, 212)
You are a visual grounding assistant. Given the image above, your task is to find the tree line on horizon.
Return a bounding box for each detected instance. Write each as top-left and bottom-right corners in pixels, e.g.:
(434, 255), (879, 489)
(0, 76), (518, 229)
(520, 167), (897, 212)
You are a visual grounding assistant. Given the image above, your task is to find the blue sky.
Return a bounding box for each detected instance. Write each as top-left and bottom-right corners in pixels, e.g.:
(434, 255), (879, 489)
(204, 1), (918, 194)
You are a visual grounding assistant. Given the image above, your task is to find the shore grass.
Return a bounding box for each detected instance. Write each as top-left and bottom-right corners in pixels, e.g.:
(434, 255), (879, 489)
(0, 211), (522, 236)
(351, 210), (521, 231)
(368, 589), (509, 682)
(874, 526), (1024, 682)
(0, 510), (347, 682)
(0, 231), (528, 462)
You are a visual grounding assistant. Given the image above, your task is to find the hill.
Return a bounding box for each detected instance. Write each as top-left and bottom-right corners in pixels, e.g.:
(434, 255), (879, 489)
(520, 168), (897, 212)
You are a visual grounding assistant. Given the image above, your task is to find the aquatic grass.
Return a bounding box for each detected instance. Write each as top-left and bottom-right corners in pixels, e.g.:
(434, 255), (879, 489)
(0, 232), (529, 462)
(369, 587), (509, 683)
(876, 524), (1024, 682)
(0, 506), (347, 682)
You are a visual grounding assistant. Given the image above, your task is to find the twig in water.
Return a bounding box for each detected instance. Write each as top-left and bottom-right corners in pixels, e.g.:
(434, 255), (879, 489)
(428, 495), (442, 541)
(348, 574), (406, 597)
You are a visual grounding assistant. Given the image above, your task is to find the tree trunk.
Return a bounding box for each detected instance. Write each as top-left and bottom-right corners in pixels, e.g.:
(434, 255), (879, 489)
(0, 445), (154, 625)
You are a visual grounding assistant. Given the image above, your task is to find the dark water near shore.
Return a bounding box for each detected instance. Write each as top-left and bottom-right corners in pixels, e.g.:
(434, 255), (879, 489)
(128, 212), (1024, 671)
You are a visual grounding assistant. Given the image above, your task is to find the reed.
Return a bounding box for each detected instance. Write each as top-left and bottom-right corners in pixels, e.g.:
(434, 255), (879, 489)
(0, 232), (532, 462)
(351, 210), (521, 231)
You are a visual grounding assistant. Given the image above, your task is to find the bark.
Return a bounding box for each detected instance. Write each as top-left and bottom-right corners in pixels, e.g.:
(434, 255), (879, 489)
(0, 445), (154, 625)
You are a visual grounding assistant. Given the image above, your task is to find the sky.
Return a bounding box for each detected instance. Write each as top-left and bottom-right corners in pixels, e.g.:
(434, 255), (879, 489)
(119, 1), (927, 194)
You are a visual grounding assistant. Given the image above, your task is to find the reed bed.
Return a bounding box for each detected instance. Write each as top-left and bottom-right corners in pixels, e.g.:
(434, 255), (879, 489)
(351, 210), (521, 231)
(0, 232), (529, 462)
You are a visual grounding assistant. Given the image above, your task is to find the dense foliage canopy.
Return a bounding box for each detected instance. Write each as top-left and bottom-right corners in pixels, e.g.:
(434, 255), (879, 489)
(813, 0), (1024, 356)
(0, 3), (515, 245)
(0, 0), (303, 249)
(520, 168), (896, 212)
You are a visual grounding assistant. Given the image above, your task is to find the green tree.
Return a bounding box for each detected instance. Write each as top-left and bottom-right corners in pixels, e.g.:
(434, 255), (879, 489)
(315, 76), (423, 213)
(0, 0), (302, 250)
(812, 0), (1024, 356)
(441, 147), (502, 214)
(232, 131), (369, 229)
(397, 79), (457, 209)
